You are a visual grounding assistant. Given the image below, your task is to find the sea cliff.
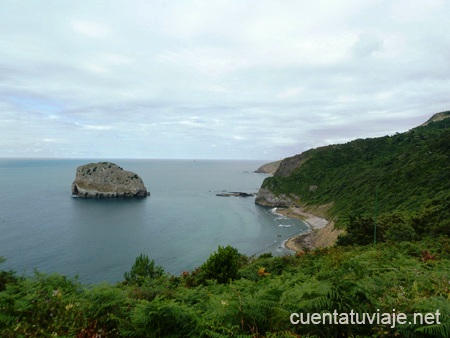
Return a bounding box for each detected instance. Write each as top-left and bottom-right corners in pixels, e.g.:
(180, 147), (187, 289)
(253, 160), (281, 174)
(254, 110), (450, 249)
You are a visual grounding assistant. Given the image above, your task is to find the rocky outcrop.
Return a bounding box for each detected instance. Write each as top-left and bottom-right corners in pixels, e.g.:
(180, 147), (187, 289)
(71, 162), (150, 198)
(216, 191), (255, 197)
(273, 153), (309, 177)
(254, 153), (308, 207)
(254, 160), (282, 174)
(421, 110), (450, 126)
(254, 188), (296, 207)
(255, 150), (313, 207)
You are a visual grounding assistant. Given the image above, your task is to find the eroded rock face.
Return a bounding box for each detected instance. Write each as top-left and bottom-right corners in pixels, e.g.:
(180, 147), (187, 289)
(255, 188), (295, 207)
(273, 153), (306, 177)
(254, 160), (281, 174)
(71, 162), (150, 198)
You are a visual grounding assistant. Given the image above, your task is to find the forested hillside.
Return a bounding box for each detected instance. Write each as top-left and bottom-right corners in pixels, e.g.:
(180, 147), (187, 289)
(260, 111), (450, 241)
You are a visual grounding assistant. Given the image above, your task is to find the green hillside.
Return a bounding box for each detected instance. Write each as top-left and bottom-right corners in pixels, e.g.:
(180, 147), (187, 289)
(260, 111), (450, 239)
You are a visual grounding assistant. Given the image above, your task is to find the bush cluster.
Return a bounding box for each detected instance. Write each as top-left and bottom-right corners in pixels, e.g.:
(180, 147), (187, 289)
(1, 237), (449, 337)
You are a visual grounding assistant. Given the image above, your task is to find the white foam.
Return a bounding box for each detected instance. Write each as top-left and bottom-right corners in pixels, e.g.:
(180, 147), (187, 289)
(270, 207), (286, 218)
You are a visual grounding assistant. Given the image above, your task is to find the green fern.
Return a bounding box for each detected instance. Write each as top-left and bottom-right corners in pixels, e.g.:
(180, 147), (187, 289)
(415, 323), (450, 338)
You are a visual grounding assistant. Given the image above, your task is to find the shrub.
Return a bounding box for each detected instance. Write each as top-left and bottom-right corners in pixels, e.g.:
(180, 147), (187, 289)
(201, 245), (241, 284)
(82, 284), (130, 337)
(124, 254), (164, 286)
(131, 297), (198, 337)
(0, 258), (18, 292)
(337, 215), (379, 246)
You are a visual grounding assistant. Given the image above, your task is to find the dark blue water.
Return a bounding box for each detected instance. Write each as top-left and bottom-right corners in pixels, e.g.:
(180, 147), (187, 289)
(0, 159), (308, 284)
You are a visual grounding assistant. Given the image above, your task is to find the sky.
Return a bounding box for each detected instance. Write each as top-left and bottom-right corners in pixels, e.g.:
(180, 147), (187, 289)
(1, 0), (449, 160)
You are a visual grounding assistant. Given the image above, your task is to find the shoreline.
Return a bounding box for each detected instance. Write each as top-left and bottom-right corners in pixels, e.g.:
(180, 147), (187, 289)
(274, 207), (343, 252)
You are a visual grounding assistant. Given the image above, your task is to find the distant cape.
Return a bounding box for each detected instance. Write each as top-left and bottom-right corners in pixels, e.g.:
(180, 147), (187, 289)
(254, 160), (281, 174)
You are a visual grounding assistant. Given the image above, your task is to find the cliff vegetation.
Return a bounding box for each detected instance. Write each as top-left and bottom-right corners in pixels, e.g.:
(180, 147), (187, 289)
(257, 112), (450, 244)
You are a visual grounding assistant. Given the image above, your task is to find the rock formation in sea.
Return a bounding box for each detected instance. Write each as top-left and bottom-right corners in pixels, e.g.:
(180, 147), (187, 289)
(71, 162), (150, 198)
(216, 191), (255, 197)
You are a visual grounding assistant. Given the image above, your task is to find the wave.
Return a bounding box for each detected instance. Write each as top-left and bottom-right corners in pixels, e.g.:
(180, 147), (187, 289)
(270, 207), (285, 217)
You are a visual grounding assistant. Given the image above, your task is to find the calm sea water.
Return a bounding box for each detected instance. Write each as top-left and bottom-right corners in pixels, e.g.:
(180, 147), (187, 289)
(0, 159), (308, 284)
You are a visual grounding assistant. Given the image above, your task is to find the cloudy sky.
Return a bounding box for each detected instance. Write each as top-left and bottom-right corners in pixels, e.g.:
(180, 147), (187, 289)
(1, 0), (449, 160)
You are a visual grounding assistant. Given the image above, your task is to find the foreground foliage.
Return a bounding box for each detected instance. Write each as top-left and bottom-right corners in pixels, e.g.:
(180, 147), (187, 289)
(1, 237), (449, 337)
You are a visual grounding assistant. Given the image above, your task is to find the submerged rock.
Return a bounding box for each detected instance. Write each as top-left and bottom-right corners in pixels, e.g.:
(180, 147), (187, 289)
(71, 162), (150, 198)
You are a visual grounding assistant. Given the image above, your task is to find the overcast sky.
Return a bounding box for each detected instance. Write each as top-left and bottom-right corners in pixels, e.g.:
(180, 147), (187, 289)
(1, 0), (449, 160)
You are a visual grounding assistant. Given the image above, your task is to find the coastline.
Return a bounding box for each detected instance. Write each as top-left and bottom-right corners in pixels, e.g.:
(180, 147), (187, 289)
(274, 207), (343, 252)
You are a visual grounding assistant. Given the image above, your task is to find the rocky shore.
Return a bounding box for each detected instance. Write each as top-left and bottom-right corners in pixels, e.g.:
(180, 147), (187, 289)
(275, 207), (343, 251)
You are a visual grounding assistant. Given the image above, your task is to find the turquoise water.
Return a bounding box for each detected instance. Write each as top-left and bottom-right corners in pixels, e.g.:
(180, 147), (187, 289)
(0, 159), (309, 284)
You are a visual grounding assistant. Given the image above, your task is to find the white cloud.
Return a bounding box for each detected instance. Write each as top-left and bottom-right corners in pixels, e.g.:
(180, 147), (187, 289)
(277, 87), (305, 99)
(71, 20), (111, 38)
(351, 33), (383, 58)
(390, 0), (444, 23)
(0, 1), (449, 159)
(178, 119), (205, 128)
(157, 47), (248, 78)
(82, 124), (114, 131)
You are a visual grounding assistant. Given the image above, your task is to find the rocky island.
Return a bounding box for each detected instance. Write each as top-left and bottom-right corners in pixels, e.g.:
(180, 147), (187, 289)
(71, 162), (150, 198)
(216, 191), (254, 197)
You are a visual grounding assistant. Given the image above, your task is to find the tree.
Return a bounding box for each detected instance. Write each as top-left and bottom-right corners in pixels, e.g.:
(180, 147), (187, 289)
(124, 254), (164, 285)
(200, 245), (241, 284)
(337, 215), (380, 246)
(379, 212), (417, 242)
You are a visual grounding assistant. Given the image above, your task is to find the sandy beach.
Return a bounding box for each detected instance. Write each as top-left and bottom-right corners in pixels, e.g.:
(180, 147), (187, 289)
(275, 207), (343, 252)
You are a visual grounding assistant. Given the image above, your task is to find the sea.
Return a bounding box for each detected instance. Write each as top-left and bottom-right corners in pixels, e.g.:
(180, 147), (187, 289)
(0, 159), (309, 284)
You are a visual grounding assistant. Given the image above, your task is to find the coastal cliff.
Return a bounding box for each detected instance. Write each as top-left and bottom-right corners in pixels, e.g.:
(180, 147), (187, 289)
(253, 160), (281, 174)
(255, 110), (450, 248)
(254, 188), (296, 207)
(254, 152), (312, 207)
(71, 162), (150, 198)
(256, 111), (450, 217)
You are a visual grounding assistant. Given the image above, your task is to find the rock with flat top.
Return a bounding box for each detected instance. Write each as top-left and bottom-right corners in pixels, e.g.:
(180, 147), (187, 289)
(71, 162), (150, 198)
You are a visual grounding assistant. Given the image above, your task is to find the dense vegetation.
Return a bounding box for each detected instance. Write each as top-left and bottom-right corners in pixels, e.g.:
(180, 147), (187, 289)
(1, 239), (450, 337)
(261, 112), (450, 237)
(1, 112), (449, 337)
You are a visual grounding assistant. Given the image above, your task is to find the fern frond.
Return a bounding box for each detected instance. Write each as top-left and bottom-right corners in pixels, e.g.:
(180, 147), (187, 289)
(415, 322), (450, 338)
(298, 296), (333, 311)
